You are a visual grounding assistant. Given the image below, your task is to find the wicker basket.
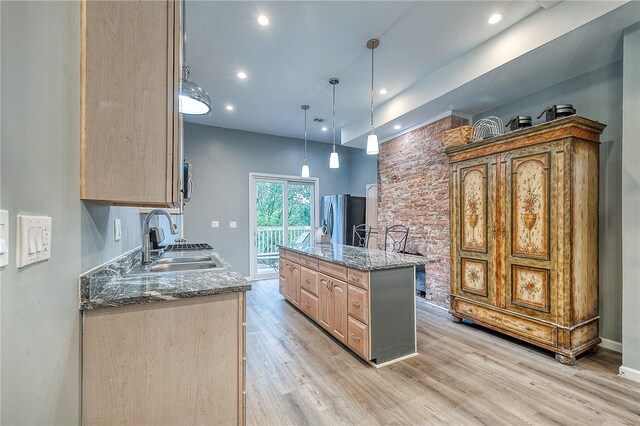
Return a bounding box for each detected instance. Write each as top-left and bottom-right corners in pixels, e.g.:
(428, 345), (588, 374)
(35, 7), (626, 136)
(443, 125), (473, 149)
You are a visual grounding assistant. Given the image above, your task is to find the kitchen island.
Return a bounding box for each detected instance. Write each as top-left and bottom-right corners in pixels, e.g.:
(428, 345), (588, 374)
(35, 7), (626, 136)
(80, 248), (250, 425)
(279, 243), (433, 367)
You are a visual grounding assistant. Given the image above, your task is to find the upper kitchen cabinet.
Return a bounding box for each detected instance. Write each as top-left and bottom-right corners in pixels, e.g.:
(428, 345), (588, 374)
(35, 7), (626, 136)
(81, 0), (182, 207)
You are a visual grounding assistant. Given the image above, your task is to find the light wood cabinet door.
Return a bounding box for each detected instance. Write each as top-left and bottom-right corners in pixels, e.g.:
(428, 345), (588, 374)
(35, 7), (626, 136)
(81, 0), (182, 207)
(290, 263), (301, 308)
(318, 274), (332, 331)
(451, 155), (499, 306)
(330, 280), (348, 344)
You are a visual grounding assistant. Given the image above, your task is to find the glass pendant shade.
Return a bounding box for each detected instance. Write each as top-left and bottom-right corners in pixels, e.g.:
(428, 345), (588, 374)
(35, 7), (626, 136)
(329, 152), (340, 169)
(366, 133), (379, 155)
(301, 163), (310, 178)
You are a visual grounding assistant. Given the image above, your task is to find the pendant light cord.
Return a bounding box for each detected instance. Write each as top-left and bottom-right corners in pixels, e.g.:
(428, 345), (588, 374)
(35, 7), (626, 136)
(370, 45), (375, 132)
(332, 81), (337, 153)
(182, 0), (189, 79)
(303, 107), (308, 162)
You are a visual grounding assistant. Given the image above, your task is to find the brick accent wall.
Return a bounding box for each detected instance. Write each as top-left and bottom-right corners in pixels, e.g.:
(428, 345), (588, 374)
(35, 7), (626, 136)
(377, 115), (467, 307)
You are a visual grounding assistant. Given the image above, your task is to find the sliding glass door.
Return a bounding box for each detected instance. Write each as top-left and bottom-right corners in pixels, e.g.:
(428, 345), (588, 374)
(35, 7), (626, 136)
(249, 174), (318, 280)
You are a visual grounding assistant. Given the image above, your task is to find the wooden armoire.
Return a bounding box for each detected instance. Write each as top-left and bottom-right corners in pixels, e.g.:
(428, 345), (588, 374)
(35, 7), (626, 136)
(445, 116), (606, 365)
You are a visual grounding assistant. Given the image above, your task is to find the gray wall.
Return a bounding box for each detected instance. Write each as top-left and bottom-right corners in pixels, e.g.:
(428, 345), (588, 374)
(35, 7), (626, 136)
(183, 123), (376, 276)
(622, 23), (640, 374)
(348, 147), (378, 196)
(474, 62), (623, 343)
(0, 2), (142, 423)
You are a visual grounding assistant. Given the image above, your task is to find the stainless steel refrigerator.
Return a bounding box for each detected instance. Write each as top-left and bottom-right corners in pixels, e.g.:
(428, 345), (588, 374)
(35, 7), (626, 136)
(321, 194), (366, 246)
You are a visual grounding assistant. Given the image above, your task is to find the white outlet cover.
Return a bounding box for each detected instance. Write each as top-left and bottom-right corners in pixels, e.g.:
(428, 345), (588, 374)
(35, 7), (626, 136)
(16, 214), (51, 268)
(229, 221), (237, 229)
(0, 210), (9, 267)
(211, 221), (219, 229)
(114, 218), (122, 241)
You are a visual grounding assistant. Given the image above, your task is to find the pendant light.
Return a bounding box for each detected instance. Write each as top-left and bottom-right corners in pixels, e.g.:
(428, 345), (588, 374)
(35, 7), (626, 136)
(366, 38), (380, 155)
(329, 78), (340, 169)
(179, 0), (212, 115)
(301, 105), (310, 178)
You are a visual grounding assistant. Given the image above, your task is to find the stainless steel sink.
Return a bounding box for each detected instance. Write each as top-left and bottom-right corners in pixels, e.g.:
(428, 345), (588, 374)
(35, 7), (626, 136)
(155, 256), (213, 264)
(149, 261), (219, 273)
(129, 254), (224, 275)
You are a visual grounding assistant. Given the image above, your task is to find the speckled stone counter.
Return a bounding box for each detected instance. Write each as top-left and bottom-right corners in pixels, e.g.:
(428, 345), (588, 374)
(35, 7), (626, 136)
(80, 248), (250, 310)
(279, 242), (436, 271)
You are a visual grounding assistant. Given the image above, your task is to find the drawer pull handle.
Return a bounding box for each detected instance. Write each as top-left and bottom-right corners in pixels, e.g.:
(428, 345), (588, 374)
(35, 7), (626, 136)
(351, 334), (361, 342)
(306, 279), (310, 284)
(305, 303), (311, 308)
(524, 326), (533, 331)
(467, 308), (473, 313)
(354, 277), (360, 281)
(351, 302), (361, 308)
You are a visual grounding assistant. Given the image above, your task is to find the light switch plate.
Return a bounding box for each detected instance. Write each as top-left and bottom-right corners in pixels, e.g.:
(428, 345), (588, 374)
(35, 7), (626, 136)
(114, 219), (122, 241)
(211, 221), (219, 229)
(16, 214), (51, 268)
(0, 210), (8, 267)
(229, 221), (237, 229)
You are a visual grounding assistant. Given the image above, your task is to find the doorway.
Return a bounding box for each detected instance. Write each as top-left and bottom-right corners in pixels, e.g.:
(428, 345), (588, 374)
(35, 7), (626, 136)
(249, 173), (319, 280)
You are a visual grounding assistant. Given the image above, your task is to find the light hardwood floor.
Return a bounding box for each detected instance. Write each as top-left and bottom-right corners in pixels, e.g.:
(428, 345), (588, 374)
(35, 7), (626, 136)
(245, 279), (640, 425)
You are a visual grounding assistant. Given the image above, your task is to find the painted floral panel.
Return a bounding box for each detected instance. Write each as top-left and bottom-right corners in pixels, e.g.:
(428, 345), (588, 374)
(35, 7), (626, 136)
(461, 165), (487, 252)
(512, 265), (549, 312)
(461, 258), (487, 297)
(512, 154), (549, 259)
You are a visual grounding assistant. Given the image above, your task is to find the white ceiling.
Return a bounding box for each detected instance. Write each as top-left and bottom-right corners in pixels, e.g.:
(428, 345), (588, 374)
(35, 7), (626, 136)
(183, 1), (636, 147)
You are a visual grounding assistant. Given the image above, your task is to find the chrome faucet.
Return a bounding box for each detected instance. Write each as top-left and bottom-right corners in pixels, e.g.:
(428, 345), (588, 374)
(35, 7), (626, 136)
(142, 209), (178, 265)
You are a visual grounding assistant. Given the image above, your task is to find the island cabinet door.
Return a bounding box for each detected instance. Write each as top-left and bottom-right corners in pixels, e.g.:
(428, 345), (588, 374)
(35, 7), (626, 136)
(317, 273), (333, 331)
(290, 263), (301, 308)
(330, 280), (348, 344)
(450, 155), (499, 306)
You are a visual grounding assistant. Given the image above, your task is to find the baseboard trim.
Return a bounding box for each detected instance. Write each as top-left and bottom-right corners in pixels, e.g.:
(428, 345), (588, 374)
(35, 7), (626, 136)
(599, 337), (622, 353)
(619, 365), (640, 382)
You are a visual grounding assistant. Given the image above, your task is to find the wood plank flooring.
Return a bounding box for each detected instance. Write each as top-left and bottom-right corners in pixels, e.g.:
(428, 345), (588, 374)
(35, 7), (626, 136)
(246, 279), (640, 425)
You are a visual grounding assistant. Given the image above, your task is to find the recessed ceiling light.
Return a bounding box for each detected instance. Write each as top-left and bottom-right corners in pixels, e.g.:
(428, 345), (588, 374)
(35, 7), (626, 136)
(379, 88), (388, 95)
(488, 13), (502, 25)
(321, 127), (328, 132)
(257, 15), (269, 26)
(394, 124), (401, 130)
(237, 71), (247, 79)
(225, 105), (234, 111)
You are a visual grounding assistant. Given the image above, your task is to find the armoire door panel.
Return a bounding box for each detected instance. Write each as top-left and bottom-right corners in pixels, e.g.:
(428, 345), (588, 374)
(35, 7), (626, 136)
(460, 258), (488, 297)
(460, 164), (489, 253)
(511, 265), (551, 313)
(510, 152), (551, 260)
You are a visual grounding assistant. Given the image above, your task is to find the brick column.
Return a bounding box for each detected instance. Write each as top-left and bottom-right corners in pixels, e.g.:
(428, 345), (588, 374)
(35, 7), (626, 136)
(377, 115), (467, 307)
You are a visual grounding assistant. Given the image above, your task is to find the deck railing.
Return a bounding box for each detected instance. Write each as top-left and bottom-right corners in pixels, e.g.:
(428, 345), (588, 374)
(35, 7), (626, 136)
(256, 226), (311, 258)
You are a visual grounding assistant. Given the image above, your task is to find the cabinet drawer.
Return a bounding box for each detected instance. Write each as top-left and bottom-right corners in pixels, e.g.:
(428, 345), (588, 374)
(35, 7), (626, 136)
(300, 267), (318, 296)
(300, 254), (318, 270)
(283, 250), (300, 263)
(300, 289), (318, 322)
(348, 316), (369, 359)
(318, 260), (348, 281)
(348, 285), (369, 325)
(454, 299), (556, 346)
(347, 268), (369, 290)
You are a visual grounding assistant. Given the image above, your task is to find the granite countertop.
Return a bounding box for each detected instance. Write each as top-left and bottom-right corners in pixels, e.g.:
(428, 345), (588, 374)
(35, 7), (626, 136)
(280, 242), (437, 271)
(80, 248), (250, 310)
